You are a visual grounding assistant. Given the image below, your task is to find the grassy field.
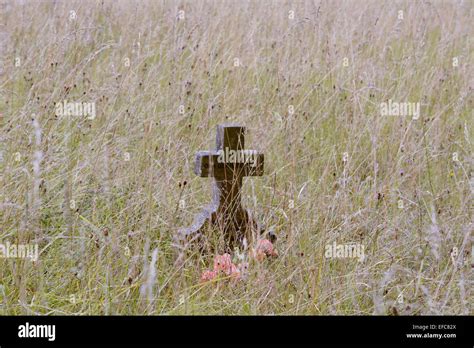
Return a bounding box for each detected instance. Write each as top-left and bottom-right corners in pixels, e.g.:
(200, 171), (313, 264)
(0, 0), (472, 315)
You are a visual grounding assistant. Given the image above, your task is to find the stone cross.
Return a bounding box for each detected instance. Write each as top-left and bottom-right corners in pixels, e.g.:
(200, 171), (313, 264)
(178, 124), (264, 252)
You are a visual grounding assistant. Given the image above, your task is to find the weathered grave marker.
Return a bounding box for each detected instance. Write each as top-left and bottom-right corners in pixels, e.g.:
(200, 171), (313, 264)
(178, 124), (264, 252)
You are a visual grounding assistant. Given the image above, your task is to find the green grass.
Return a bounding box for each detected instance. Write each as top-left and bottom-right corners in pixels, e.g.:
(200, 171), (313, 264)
(0, 0), (472, 315)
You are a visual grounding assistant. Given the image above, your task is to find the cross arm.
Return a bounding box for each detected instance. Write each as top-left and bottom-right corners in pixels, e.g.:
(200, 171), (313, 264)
(194, 150), (264, 178)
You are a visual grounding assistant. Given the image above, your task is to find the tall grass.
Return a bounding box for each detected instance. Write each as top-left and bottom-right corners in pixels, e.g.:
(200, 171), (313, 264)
(0, 0), (472, 315)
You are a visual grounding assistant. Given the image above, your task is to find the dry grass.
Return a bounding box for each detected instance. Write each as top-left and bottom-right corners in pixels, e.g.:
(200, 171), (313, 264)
(0, 0), (472, 315)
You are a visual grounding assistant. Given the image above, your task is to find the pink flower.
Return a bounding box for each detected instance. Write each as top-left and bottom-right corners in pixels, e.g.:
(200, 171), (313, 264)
(201, 253), (243, 282)
(253, 239), (278, 261)
(213, 253), (233, 274)
(200, 240), (277, 283)
(200, 269), (218, 282)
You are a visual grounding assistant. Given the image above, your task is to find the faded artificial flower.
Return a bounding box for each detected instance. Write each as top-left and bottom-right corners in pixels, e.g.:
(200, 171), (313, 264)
(253, 239), (278, 261)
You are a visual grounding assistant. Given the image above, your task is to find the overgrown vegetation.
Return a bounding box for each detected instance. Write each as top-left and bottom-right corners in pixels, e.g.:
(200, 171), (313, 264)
(0, 0), (472, 315)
